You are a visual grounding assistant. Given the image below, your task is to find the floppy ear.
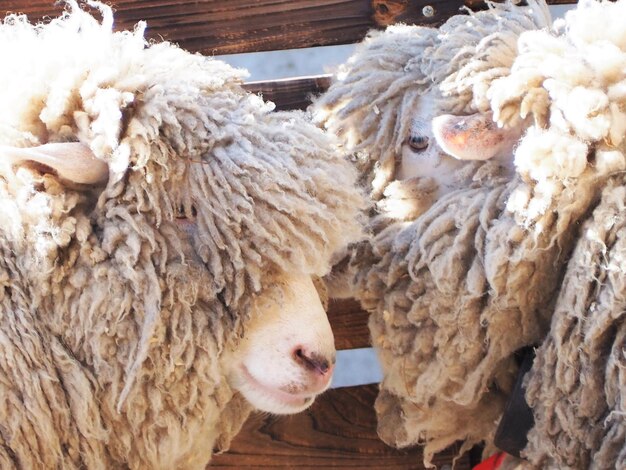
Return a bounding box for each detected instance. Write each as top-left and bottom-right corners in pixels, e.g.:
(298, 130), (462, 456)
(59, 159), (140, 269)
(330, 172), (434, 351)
(0, 142), (109, 185)
(432, 112), (520, 161)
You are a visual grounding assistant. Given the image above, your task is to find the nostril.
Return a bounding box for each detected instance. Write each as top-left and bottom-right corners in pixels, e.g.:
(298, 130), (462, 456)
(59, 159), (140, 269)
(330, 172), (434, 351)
(313, 356), (330, 375)
(292, 347), (332, 376)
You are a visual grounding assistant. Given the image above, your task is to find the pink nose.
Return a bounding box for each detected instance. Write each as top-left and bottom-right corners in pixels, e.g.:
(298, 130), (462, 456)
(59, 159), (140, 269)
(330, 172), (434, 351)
(292, 346), (335, 389)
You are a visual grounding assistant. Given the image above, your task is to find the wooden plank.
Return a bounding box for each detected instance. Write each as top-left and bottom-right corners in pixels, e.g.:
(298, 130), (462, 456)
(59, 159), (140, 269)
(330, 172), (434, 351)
(211, 384), (471, 468)
(328, 298), (370, 350)
(243, 75), (331, 111)
(1, 0), (460, 55)
(1, 0), (577, 56)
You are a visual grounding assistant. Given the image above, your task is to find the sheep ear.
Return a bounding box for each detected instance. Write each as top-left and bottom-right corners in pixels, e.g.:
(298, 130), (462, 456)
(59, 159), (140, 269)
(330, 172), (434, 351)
(432, 112), (519, 161)
(0, 142), (109, 185)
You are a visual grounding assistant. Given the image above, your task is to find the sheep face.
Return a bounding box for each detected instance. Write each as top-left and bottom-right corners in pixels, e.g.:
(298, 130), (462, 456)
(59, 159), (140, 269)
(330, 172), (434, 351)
(162, 199), (336, 416)
(135, 157), (338, 415)
(397, 92), (467, 193)
(398, 91), (521, 191)
(223, 273), (335, 414)
(376, 92), (523, 223)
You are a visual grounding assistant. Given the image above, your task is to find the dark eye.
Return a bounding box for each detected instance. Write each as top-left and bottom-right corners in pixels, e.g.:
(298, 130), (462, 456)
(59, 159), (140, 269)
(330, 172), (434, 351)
(408, 135), (429, 152)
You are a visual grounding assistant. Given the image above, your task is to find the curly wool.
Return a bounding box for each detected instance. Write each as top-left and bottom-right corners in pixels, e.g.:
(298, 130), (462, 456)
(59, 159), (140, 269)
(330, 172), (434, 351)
(356, 167), (600, 464)
(0, 3), (364, 469)
(523, 175), (626, 469)
(488, 0), (626, 227)
(505, 1), (626, 467)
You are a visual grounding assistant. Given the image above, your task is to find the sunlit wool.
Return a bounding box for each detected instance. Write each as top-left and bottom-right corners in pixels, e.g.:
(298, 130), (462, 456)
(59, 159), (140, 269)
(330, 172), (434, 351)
(495, 1), (626, 467)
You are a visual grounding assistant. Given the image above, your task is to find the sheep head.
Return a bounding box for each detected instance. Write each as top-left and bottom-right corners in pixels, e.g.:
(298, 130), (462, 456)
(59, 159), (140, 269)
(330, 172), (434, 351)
(313, 0), (551, 202)
(398, 92), (523, 186)
(0, 141), (340, 416)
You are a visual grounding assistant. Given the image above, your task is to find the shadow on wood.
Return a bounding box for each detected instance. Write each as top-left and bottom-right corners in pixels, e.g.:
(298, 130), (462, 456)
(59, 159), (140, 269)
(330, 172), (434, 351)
(211, 384), (470, 469)
(327, 298), (371, 350)
(244, 75), (331, 111)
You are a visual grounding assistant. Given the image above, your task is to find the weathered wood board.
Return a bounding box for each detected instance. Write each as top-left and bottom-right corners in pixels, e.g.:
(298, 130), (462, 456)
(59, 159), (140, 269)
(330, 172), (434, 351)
(327, 298), (371, 351)
(211, 384), (471, 468)
(3, 0), (576, 55)
(243, 75), (331, 111)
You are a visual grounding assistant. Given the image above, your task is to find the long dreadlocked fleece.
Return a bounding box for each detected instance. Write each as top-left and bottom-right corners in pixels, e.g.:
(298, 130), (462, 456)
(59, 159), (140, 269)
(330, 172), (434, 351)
(316, 0), (626, 465)
(521, 176), (626, 470)
(0, 3), (364, 469)
(507, 1), (626, 467)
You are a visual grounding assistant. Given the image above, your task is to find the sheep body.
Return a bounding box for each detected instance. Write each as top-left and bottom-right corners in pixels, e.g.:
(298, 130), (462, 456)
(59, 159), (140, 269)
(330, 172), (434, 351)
(523, 175), (626, 469)
(0, 3), (364, 468)
(359, 168), (599, 463)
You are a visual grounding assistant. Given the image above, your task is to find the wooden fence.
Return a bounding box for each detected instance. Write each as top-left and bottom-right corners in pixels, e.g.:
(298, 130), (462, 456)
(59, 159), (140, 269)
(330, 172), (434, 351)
(3, 0), (576, 467)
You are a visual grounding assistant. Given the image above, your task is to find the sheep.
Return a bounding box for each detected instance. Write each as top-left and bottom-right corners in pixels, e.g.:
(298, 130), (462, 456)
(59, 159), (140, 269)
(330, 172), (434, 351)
(315, 0), (626, 464)
(313, 1), (554, 461)
(491, 1), (626, 467)
(0, 3), (365, 469)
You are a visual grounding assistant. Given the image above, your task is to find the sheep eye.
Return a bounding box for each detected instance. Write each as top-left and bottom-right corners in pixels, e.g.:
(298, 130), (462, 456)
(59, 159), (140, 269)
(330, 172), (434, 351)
(408, 135), (429, 152)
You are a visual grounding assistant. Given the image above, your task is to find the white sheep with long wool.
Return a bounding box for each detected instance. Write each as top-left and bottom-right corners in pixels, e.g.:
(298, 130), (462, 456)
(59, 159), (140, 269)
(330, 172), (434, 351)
(314, 1), (553, 461)
(315, 0), (626, 465)
(0, 3), (365, 469)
